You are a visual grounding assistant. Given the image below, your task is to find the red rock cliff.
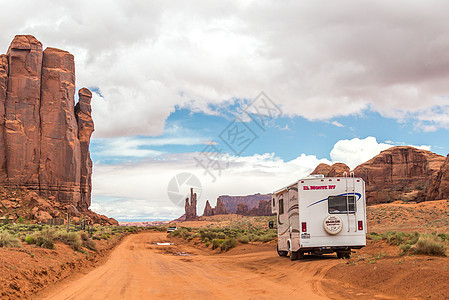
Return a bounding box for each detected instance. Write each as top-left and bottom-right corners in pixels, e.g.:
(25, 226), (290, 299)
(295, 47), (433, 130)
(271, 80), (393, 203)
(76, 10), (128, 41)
(218, 193), (272, 213)
(426, 154), (449, 201)
(353, 146), (445, 205)
(0, 35), (95, 212)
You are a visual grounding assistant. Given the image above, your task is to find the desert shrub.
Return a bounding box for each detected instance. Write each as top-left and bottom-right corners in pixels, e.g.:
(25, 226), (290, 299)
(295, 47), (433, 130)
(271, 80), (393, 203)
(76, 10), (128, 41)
(205, 242), (210, 247)
(238, 235), (249, 244)
(220, 238), (237, 251)
(57, 231), (82, 251)
(25, 235), (35, 244)
(34, 228), (56, 249)
(367, 232), (382, 241)
(17, 216), (24, 224)
(410, 237), (446, 256)
(171, 228), (192, 239)
(211, 239), (223, 250)
(82, 239), (97, 251)
(80, 231), (89, 241)
(437, 233), (449, 241)
(0, 231), (21, 248)
(217, 232), (226, 239)
(382, 231), (409, 245)
(259, 232), (277, 243)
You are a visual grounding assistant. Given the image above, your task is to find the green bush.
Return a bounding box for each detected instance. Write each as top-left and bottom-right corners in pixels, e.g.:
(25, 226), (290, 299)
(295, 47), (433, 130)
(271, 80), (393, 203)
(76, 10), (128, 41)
(237, 235), (249, 244)
(34, 228), (56, 249)
(220, 238), (237, 251)
(410, 237), (446, 256)
(259, 232), (277, 243)
(57, 231), (82, 251)
(211, 239), (223, 250)
(25, 236), (35, 244)
(0, 231), (21, 248)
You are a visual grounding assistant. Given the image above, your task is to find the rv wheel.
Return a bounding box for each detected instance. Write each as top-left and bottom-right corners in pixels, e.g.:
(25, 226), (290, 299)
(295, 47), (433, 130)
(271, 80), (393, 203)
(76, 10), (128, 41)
(277, 245), (287, 257)
(344, 252), (351, 259)
(289, 251), (299, 261)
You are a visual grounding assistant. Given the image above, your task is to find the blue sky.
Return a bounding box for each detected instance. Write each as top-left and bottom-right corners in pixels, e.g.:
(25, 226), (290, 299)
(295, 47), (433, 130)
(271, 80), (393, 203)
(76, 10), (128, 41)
(91, 104), (449, 166)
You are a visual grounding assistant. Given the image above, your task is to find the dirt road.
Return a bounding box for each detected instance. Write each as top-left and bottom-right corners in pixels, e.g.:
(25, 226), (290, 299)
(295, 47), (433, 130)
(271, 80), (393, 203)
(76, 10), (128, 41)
(39, 232), (393, 300)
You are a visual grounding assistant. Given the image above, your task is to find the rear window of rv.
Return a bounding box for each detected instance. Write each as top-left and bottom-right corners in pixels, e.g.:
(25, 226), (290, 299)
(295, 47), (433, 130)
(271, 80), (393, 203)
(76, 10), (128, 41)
(328, 196), (356, 214)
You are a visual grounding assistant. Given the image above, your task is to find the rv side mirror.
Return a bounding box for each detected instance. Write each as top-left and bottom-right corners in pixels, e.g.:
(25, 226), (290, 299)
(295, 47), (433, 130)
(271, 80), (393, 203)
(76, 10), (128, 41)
(268, 221), (274, 229)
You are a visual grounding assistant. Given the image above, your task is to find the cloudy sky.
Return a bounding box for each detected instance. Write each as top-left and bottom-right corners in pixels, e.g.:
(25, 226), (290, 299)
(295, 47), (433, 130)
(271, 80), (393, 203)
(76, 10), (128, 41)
(2, 0), (449, 220)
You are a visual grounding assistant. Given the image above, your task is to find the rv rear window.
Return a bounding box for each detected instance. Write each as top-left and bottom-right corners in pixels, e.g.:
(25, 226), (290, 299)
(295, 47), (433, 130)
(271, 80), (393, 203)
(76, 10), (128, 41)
(328, 196), (356, 214)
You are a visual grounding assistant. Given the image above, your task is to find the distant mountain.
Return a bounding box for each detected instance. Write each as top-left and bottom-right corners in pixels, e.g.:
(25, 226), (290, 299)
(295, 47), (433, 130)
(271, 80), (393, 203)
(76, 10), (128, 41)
(218, 193), (272, 213)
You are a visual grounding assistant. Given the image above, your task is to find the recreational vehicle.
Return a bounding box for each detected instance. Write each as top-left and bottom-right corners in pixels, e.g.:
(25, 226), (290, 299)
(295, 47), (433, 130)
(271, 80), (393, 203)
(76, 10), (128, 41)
(272, 173), (366, 260)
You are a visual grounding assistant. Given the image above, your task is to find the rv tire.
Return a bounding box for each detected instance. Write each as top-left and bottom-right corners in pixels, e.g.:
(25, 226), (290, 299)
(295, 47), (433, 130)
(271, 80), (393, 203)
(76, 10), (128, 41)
(289, 251), (299, 261)
(277, 245), (287, 257)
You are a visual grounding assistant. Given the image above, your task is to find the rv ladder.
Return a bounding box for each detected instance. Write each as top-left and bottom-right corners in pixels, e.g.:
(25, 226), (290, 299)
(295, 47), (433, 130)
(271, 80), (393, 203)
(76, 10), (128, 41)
(343, 172), (357, 232)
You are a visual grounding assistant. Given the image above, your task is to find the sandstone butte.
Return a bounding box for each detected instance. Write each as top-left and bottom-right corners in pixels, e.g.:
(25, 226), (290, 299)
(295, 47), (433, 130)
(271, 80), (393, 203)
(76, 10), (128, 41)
(311, 146), (449, 205)
(0, 35), (116, 225)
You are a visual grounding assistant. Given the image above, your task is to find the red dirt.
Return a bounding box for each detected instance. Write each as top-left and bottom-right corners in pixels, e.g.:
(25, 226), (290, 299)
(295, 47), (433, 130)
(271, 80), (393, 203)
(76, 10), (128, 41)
(0, 236), (123, 299)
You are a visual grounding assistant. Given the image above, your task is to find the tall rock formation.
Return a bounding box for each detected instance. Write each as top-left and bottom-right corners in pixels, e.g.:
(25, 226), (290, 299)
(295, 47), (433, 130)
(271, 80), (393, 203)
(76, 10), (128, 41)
(426, 154), (449, 201)
(0, 35), (95, 212)
(39, 47), (81, 206)
(353, 146), (445, 205)
(202, 197), (228, 216)
(203, 200), (214, 216)
(76, 88), (94, 210)
(185, 188), (197, 220)
(0, 55), (8, 181)
(4, 35), (43, 191)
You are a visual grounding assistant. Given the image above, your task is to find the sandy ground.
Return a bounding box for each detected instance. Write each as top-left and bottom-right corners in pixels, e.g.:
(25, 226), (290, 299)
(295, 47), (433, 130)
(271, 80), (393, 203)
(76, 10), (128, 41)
(38, 232), (396, 300)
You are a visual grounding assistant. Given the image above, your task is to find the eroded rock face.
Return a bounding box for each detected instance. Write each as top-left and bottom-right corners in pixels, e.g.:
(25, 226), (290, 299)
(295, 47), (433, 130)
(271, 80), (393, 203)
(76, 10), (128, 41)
(203, 200), (213, 216)
(202, 198), (228, 216)
(236, 203), (248, 215)
(76, 88), (94, 210)
(214, 197), (227, 215)
(4, 35), (43, 190)
(311, 163), (349, 177)
(39, 47), (81, 206)
(426, 155), (449, 201)
(0, 55), (8, 181)
(185, 188), (197, 220)
(353, 146), (445, 205)
(218, 193), (272, 213)
(0, 35), (95, 212)
(248, 200), (272, 216)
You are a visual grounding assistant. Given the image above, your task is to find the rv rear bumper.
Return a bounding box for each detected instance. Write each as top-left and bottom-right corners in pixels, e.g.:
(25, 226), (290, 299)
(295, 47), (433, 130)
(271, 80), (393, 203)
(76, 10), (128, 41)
(299, 245), (364, 253)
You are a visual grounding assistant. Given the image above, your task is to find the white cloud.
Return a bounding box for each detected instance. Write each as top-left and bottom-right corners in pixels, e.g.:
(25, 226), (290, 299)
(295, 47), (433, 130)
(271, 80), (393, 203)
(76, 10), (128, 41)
(2, 1), (449, 137)
(331, 121), (345, 128)
(330, 136), (431, 169)
(330, 137), (393, 169)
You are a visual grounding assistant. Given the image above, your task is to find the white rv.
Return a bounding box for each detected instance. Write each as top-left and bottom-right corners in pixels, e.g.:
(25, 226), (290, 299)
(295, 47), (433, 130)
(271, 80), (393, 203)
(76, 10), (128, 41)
(272, 173), (366, 260)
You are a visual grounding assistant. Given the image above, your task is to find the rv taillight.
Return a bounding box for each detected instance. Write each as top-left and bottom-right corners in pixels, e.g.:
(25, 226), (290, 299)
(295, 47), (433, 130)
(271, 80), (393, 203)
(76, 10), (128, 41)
(301, 222), (307, 232)
(358, 221), (363, 231)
